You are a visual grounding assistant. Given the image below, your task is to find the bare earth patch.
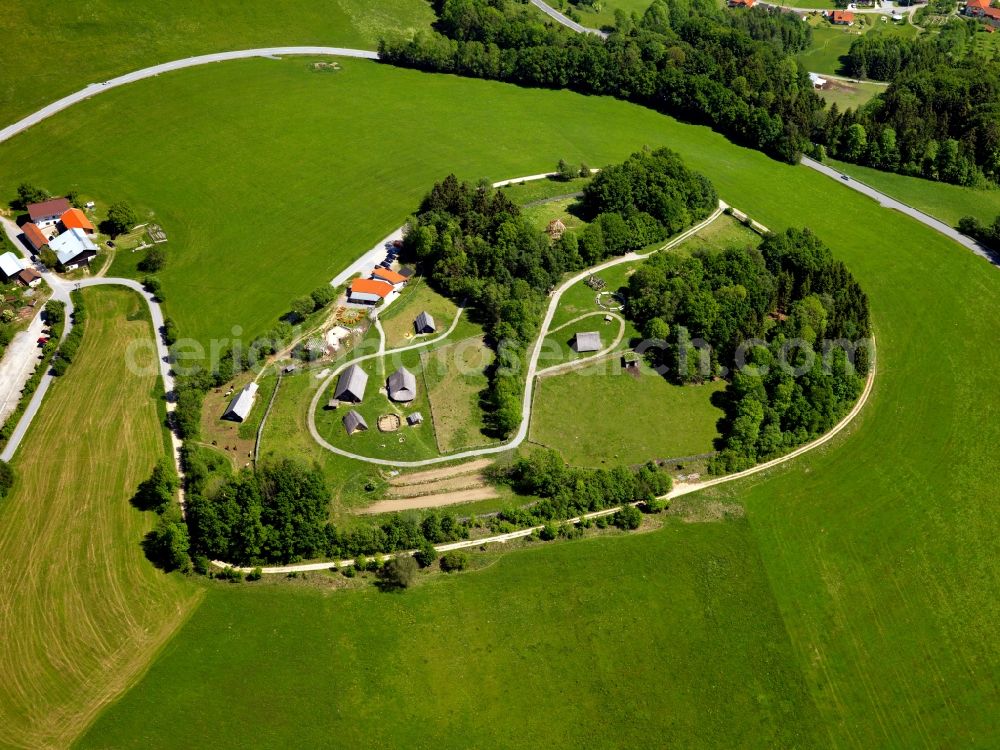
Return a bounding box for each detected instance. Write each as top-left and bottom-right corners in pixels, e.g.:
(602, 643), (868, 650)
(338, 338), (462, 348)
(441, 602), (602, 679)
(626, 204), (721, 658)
(389, 458), (494, 487)
(668, 498), (746, 524)
(360, 486), (499, 514)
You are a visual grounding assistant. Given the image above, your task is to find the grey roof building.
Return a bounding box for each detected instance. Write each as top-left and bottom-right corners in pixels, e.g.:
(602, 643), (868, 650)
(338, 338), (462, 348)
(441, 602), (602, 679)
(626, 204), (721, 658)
(387, 366), (417, 402)
(407, 412), (423, 426)
(414, 311), (436, 335)
(343, 409), (368, 435)
(222, 382), (259, 422)
(334, 364), (368, 402)
(574, 331), (602, 353)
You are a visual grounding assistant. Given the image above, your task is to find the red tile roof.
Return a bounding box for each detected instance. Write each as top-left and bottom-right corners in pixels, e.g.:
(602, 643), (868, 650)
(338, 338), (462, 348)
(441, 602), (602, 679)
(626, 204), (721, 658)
(27, 197), (71, 221)
(22, 222), (49, 250)
(966, 0), (990, 9)
(730, 0), (756, 6)
(350, 278), (393, 298)
(59, 207), (94, 232)
(372, 267), (407, 285)
(831, 9), (855, 22)
(984, 6), (1000, 18)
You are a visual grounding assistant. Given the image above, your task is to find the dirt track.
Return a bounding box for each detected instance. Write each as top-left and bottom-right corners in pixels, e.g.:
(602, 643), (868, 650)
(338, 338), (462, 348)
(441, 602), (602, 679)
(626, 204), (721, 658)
(389, 458), (494, 487)
(360, 486), (499, 514)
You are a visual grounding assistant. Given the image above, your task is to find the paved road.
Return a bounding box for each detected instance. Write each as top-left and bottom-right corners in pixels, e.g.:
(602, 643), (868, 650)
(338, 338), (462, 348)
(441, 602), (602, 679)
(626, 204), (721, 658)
(307, 205), (724, 468)
(529, 0), (609, 37)
(0, 47), (378, 145)
(0, 305), (46, 426)
(801, 156), (999, 266)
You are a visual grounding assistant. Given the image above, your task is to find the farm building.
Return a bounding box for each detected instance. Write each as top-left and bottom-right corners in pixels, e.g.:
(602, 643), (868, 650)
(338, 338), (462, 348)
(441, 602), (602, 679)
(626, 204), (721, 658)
(830, 10), (855, 24)
(334, 363), (368, 402)
(222, 382), (258, 422)
(809, 73), (827, 88)
(17, 268), (42, 288)
(343, 409), (368, 435)
(546, 219), (566, 239)
(574, 331), (602, 352)
(49, 228), (98, 270)
(387, 366), (417, 402)
(27, 197), (71, 227)
(21, 222), (49, 253)
(348, 277), (393, 305)
(372, 267), (408, 286)
(728, 0), (755, 7)
(0, 252), (28, 282)
(59, 208), (95, 235)
(414, 311), (436, 334)
(407, 412), (423, 426)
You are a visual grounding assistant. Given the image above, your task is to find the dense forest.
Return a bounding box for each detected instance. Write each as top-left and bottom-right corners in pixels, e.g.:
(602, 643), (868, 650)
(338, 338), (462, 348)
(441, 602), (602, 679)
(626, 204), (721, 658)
(959, 212), (1000, 254)
(403, 147), (716, 436)
(816, 18), (1000, 186)
(380, 0), (823, 163)
(625, 227), (871, 472)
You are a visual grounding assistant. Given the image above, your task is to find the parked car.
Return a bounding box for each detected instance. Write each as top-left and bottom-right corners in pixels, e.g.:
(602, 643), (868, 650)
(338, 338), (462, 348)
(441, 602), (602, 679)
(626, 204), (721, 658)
(37, 336), (49, 345)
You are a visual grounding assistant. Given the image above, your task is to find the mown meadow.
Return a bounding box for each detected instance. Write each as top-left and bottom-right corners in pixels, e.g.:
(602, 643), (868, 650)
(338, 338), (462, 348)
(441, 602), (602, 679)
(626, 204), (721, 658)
(0, 58), (994, 749)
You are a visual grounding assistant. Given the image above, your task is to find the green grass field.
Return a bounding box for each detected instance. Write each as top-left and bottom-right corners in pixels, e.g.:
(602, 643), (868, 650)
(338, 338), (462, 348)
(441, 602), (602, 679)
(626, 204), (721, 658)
(3, 57), (1000, 749)
(77, 517), (822, 749)
(499, 174), (590, 204)
(531, 361), (726, 465)
(421, 335), (495, 453)
(0, 287), (200, 749)
(0, 57), (802, 352)
(796, 19), (920, 76)
(0, 0), (433, 125)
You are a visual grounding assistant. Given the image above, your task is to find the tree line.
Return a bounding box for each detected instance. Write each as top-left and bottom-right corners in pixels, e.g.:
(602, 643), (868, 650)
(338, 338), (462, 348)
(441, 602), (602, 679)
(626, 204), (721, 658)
(379, 0), (823, 163)
(624, 226), (871, 472)
(403, 147), (715, 437)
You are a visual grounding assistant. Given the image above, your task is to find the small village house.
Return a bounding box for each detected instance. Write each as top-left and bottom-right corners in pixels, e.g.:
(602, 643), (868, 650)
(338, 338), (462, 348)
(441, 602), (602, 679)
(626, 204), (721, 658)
(59, 208), (96, 235)
(21, 223), (49, 254)
(343, 409), (368, 435)
(546, 219), (567, 239)
(830, 10), (855, 24)
(407, 412), (423, 426)
(348, 277), (393, 305)
(0, 252), (28, 283)
(728, 0), (755, 7)
(387, 366), (417, 402)
(17, 268), (42, 288)
(222, 382), (258, 422)
(414, 311), (436, 334)
(574, 331), (602, 353)
(334, 363), (368, 402)
(371, 267), (408, 287)
(27, 197), (71, 228)
(49, 228), (98, 270)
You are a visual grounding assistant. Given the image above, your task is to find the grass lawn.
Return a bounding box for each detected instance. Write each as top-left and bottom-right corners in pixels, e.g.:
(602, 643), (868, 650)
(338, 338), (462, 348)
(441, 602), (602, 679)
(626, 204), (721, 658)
(554, 0), (665, 30)
(0, 287), (201, 749)
(540, 314), (624, 367)
(816, 78), (886, 111)
(796, 19), (920, 76)
(826, 157), (1000, 227)
(421, 335), (496, 452)
(77, 517), (822, 750)
(676, 212), (762, 255)
(522, 195), (587, 234)
(531, 361), (726, 466)
(314, 348), (441, 462)
(0, 0), (434, 126)
(377, 277), (460, 349)
(5, 61), (1000, 748)
(498, 174), (590, 204)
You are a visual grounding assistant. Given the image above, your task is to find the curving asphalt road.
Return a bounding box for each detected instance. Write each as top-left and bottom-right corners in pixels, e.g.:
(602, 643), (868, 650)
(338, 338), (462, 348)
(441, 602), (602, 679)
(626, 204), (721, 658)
(0, 47), (378, 145)
(529, 0), (609, 37)
(801, 157), (999, 266)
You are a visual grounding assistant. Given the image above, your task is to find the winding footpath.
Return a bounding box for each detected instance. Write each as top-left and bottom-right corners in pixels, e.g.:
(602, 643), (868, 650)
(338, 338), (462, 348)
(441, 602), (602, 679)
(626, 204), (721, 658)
(307, 205), (725, 468)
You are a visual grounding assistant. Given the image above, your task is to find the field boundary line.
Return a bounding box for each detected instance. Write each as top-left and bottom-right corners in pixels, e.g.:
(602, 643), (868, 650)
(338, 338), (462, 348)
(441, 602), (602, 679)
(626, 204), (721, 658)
(253, 369), (283, 466)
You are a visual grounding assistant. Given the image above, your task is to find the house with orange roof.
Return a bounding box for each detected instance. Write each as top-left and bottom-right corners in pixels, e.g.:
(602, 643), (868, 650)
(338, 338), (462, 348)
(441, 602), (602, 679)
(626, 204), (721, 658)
(728, 0), (755, 7)
(371, 267), (408, 286)
(59, 207), (95, 235)
(830, 9), (855, 24)
(349, 277), (394, 305)
(21, 222), (50, 253)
